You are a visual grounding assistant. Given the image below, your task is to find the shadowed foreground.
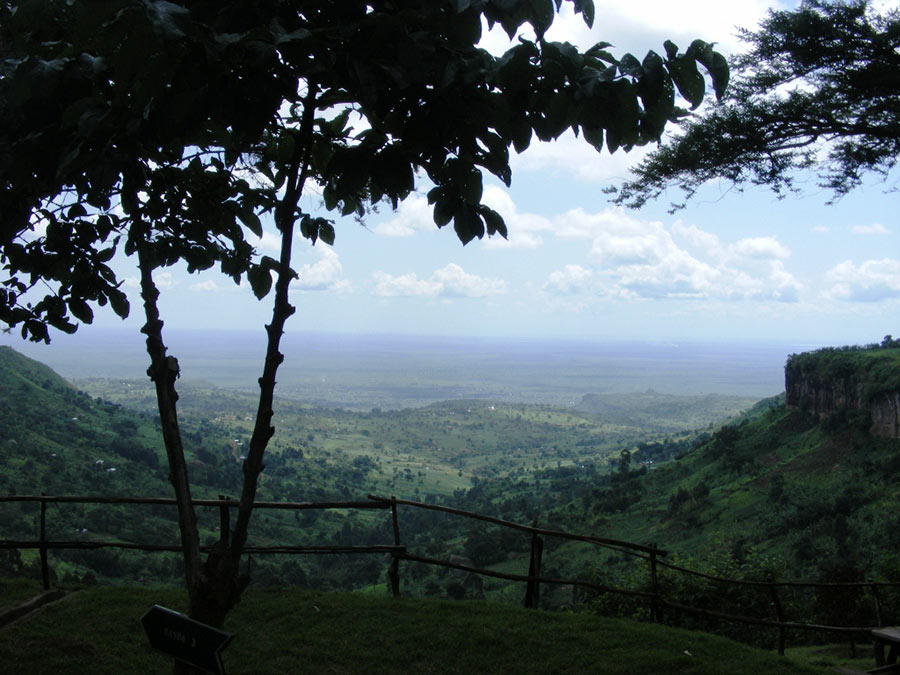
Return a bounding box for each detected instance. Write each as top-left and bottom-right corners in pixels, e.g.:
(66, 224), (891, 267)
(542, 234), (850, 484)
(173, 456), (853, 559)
(0, 584), (848, 673)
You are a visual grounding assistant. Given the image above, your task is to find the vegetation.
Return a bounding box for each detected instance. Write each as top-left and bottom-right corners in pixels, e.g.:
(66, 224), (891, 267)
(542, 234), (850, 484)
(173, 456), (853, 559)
(1, 346), (744, 593)
(4, 343), (900, 654)
(0, 584), (831, 674)
(1, 0), (728, 629)
(785, 337), (900, 402)
(613, 0), (900, 211)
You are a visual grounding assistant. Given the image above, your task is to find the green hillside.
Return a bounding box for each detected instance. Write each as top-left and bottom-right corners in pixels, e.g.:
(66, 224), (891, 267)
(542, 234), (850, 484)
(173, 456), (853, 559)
(582, 399), (900, 581)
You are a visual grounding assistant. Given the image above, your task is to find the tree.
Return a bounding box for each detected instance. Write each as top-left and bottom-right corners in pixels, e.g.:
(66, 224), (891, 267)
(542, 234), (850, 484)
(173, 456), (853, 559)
(0, 0), (727, 632)
(613, 0), (900, 212)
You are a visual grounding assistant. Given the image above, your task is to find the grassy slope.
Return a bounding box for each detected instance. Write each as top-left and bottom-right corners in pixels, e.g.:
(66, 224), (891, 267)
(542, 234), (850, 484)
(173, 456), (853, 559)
(0, 584), (830, 674)
(575, 395), (900, 583)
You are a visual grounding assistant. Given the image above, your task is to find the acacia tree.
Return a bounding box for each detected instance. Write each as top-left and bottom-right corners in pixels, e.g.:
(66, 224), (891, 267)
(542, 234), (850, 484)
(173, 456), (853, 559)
(1, 0), (727, 629)
(614, 0), (900, 211)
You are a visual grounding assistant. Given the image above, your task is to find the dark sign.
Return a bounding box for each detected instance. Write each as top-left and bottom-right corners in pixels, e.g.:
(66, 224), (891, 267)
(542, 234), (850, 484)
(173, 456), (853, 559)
(141, 605), (234, 675)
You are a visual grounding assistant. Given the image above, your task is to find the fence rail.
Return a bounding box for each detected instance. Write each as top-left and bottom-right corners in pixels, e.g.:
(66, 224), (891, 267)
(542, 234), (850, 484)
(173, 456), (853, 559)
(2, 493), (899, 654)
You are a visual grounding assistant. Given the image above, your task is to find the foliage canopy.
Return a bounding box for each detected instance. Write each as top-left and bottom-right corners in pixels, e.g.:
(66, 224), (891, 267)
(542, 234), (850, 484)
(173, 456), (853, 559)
(613, 0), (900, 211)
(1, 0), (729, 342)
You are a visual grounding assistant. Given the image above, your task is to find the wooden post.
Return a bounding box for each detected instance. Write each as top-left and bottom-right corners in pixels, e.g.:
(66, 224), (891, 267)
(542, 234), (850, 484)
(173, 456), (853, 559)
(524, 518), (543, 609)
(39, 493), (50, 590)
(870, 580), (884, 628)
(768, 578), (786, 656)
(218, 495), (229, 547)
(388, 497), (400, 598)
(649, 544), (661, 623)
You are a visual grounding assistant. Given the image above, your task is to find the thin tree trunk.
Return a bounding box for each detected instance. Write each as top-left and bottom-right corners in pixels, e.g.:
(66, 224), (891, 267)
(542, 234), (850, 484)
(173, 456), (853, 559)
(135, 237), (203, 608)
(228, 83), (319, 568)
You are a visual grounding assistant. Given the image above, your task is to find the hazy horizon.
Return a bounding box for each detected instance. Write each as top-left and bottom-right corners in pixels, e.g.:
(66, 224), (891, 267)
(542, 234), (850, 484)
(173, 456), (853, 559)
(1, 327), (818, 409)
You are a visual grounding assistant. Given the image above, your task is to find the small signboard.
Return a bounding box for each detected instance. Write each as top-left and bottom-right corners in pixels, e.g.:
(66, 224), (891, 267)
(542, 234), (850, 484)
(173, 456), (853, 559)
(141, 605), (234, 675)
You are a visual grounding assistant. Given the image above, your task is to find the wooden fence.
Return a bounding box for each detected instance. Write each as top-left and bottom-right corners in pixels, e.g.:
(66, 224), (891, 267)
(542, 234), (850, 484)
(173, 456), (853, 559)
(1, 493), (898, 654)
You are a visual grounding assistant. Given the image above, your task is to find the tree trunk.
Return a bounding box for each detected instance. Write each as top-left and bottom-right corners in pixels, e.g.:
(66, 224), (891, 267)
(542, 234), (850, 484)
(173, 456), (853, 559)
(226, 83), (319, 584)
(134, 227), (205, 602)
(132, 84), (320, 632)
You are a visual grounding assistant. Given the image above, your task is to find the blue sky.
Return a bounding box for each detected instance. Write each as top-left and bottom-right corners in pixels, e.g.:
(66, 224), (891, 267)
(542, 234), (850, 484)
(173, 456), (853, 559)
(67, 2), (900, 347)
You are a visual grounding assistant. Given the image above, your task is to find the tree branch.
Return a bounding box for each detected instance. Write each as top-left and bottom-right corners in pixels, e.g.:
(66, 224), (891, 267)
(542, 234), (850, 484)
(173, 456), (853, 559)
(228, 82), (320, 564)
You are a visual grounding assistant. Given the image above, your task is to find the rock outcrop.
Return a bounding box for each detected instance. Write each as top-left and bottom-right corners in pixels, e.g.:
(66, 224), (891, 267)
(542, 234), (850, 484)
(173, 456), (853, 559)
(784, 349), (900, 439)
(871, 391), (900, 438)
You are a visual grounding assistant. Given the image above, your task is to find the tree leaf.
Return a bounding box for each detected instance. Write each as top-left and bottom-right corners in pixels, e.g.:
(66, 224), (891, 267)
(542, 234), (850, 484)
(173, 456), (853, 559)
(108, 289), (130, 318)
(582, 125), (603, 150)
(619, 53), (644, 78)
(575, 0), (595, 28)
(453, 205), (484, 244)
(68, 297), (93, 324)
(238, 206), (263, 238)
(663, 40), (679, 60)
(318, 222), (335, 246)
(479, 205), (508, 238)
(433, 196), (456, 228)
(464, 167), (483, 204)
(247, 265), (273, 299)
(668, 57), (705, 109)
(67, 203), (87, 219)
(529, 0), (554, 38)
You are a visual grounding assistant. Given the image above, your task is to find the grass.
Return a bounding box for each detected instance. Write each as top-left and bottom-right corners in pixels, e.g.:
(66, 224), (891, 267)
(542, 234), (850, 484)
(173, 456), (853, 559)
(0, 577), (44, 608)
(0, 584), (834, 674)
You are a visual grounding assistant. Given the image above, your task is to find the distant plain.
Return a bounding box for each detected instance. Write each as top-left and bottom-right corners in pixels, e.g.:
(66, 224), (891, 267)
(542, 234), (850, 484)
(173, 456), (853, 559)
(0, 328), (804, 409)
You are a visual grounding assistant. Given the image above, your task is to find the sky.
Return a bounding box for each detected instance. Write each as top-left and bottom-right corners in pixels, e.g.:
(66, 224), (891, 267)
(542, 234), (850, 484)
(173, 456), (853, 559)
(21, 1), (900, 349)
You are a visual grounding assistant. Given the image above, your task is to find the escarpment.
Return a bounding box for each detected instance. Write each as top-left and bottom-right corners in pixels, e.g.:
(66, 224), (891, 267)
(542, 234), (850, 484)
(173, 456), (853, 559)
(784, 343), (900, 439)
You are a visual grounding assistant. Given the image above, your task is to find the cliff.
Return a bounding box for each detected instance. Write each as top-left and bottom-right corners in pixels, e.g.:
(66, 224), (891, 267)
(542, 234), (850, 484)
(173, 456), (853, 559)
(784, 344), (900, 438)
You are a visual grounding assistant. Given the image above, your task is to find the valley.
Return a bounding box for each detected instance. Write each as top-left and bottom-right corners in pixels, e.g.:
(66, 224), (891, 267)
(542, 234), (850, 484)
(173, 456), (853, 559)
(2, 339), (900, 650)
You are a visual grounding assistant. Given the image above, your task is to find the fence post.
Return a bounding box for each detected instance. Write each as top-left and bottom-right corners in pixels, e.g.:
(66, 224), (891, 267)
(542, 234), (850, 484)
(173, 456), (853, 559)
(388, 497), (401, 598)
(218, 495), (230, 547)
(524, 518), (543, 609)
(649, 544), (661, 623)
(870, 580), (884, 628)
(39, 493), (50, 590)
(768, 577), (786, 656)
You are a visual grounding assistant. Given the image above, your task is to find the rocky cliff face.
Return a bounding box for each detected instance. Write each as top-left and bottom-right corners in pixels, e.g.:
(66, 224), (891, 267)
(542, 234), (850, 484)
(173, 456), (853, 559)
(785, 372), (900, 439)
(871, 392), (900, 438)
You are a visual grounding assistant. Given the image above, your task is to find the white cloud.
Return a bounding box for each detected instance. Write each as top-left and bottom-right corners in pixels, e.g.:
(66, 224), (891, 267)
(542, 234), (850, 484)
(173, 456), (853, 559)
(545, 265), (593, 295)
(372, 271), (441, 297)
(554, 206), (655, 241)
(811, 225), (830, 234)
(293, 247), (351, 292)
(152, 271), (175, 290)
(372, 264), (506, 299)
(852, 223), (890, 236)
(372, 194), (435, 237)
(500, 198), (802, 302)
(247, 229), (283, 254)
(729, 236), (791, 261)
(672, 220), (723, 255)
(433, 263), (507, 298)
(191, 280), (219, 292)
(481, 185), (553, 249)
(608, 249), (720, 300)
(826, 259), (900, 302)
